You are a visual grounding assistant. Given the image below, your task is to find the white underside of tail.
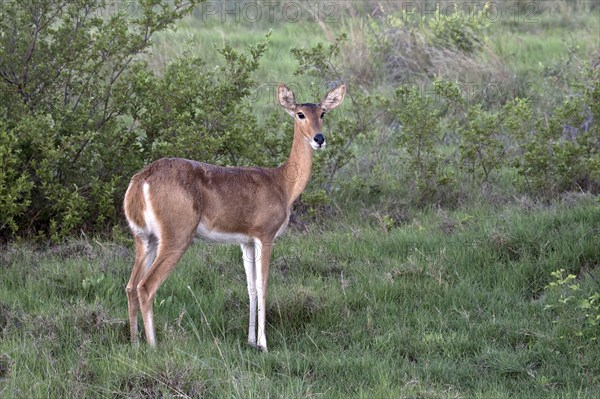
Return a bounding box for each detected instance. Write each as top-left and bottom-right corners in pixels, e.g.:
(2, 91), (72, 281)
(127, 218), (145, 237)
(142, 183), (161, 238)
(126, 182), (161, 240)
(126, 182), (161, 273)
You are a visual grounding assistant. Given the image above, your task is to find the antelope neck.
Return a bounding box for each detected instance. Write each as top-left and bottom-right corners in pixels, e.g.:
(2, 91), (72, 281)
(277, 128), (315, 208)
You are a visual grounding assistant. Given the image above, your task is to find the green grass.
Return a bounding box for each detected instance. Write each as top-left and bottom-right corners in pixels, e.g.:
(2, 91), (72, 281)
(1, 197), (599, 398)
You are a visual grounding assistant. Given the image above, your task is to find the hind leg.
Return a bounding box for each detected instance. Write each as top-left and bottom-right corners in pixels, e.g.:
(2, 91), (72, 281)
(137, 233), (192, 347)
(126, 236), (157, 344)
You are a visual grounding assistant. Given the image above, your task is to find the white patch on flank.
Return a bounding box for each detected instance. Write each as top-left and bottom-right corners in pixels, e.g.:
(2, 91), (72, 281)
(125, 182), (161, 273)
(195, 222), (252, 244)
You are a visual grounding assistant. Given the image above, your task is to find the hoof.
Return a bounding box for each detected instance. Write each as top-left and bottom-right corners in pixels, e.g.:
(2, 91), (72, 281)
(257, 344), (268, 353)
(248, 341), (268, 352)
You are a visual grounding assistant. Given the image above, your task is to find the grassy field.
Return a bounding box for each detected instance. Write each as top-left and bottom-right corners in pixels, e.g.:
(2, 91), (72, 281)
(1, 196), (600, 397)
(1, 1), (600, 398)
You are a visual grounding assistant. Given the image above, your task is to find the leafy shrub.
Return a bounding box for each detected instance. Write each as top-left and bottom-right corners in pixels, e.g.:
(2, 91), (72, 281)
(0, 1), (289, 241)
(544, 269), (600, 346)
(431, 79), (506, 185)
(505, 66), (600, 195)
(0, 0), (206, 240)
(426, 2), (490, 53)
(122, 33), (279, 168)
(458, 104), (505, 183)
(386, 81), (457, 204)
(0, 128), (33, 235)
(383, 65), (600, 200)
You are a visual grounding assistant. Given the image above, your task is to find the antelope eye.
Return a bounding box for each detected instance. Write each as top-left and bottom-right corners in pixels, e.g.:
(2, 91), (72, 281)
(297, 112), (305, 119)
(320, 112), (326, 119)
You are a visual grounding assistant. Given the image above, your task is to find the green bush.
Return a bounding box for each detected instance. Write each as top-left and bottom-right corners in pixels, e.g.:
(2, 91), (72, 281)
(431, 79), (506, 185)
(383, 66), (600, 201)
(426, 2), (490, 53)
(506, 66), (600, 195)
(0, 0), (207, 240)
(544, 269), (600, 346)
(122, 33), (278, 168)
(0, 128), (33, 235)
(458, 104), (505, 183)
(387, 81), (457, 204)
(0, 1), (290, 241)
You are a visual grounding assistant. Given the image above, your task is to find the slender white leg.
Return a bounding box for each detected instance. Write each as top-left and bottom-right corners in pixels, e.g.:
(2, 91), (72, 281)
(144, 307), (156, 346)
(241, 243), (257, 347)
(255, 239), (272, 352)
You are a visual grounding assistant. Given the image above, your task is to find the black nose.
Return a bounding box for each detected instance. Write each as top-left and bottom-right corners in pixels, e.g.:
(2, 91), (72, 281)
(314, 133), (325, 145)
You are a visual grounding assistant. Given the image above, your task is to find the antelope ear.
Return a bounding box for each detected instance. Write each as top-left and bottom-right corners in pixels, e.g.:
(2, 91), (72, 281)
(277, 84), (297, 117)
(320, 84), (346, 111)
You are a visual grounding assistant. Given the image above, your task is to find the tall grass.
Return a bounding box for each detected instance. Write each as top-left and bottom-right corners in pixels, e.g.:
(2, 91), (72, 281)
(1, 196), (599, 397)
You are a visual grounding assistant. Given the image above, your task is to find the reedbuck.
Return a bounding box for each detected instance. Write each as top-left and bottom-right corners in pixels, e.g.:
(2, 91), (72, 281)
(124, 83), (346, 351)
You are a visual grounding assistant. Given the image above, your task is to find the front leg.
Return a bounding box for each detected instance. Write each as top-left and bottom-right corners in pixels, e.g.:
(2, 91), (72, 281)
(255, 239), (273, 352)
(241, 243), (257, 348)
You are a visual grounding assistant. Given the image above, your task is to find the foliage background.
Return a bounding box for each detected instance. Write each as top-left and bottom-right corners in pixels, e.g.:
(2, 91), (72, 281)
(0, 1), (599, 397)
(1, 0), (599, 241)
